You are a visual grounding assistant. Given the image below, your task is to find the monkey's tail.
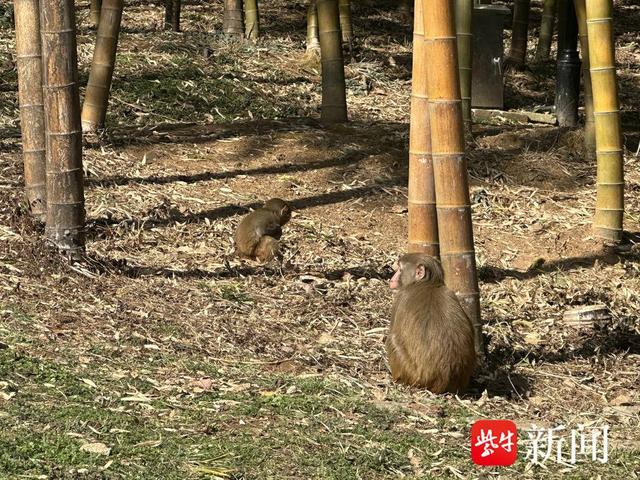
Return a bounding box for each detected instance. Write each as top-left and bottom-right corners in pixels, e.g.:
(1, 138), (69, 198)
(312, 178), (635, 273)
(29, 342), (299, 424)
(254, 236), (280, 262)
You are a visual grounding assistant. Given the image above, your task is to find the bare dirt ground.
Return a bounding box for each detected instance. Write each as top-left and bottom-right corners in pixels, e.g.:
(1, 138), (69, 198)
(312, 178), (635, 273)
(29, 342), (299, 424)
(0, 0), (639, 478)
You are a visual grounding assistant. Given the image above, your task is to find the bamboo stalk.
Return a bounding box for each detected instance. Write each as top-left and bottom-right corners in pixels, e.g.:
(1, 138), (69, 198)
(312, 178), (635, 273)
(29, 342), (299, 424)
(555, 0), (580, 127)
(307, 1), (320, 53)
(586, 0), (623, 241)
(90, 0), (101, 27)
(223, 0), (244, 37)
(164, 0), (180, 31)
(317, 0), (348, 123)
(40, 0), (85, 252)
(338, 0), (353, 44)
(574, 0), (596, 160)
(81, 0), (124, 132)
(164, 0), (171, 29)
(244, 0), (259, 40)
(397, 0), (411, 22)
(534, 0), (556, 61)
(454, 0), (472, 132)
(14, 0), (46, 220)
(408, 0), (438, 256)
(507, 0), (531, 67)
(423, 0), (483, 355)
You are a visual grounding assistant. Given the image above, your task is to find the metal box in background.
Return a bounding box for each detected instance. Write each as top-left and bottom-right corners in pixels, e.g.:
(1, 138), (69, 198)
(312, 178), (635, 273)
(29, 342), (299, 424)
(471, 4), (511, 109)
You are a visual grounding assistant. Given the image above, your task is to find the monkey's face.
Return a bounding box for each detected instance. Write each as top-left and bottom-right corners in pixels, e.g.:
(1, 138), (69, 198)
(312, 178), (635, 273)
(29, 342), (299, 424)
(389, 259), (426, 289)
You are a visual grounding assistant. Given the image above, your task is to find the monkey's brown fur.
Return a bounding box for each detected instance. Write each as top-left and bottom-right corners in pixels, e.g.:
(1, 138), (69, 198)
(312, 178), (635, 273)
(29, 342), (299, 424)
(386, 253), (476, 393)
(234, 198), (292, 262)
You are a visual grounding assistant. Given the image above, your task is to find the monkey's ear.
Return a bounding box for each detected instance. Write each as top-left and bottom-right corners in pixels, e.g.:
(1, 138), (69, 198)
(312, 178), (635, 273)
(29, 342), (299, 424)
(415, 264), (426, 281)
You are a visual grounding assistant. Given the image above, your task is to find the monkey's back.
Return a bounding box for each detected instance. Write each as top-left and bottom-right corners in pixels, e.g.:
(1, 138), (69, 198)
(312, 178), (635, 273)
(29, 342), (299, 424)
(388, 284), (476, 393)
(234, 209), (280, 258)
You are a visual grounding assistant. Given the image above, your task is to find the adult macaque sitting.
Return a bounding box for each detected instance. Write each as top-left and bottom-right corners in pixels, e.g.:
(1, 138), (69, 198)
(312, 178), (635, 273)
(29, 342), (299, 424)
(386, 253), (476, 393)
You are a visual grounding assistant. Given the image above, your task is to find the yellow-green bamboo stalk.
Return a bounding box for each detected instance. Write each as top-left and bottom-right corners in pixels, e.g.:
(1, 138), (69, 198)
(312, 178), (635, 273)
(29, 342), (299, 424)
(424, 0), (482, 356)
(244, 0), (259, 40)
(507, 0), (531, 67)
(14, 0), (46, 220)
(307, 1), (320, 52)
(317, 0), (348, 123)
(534, 0), (556, 61)
(574, 0), (596, 160)
(223, 0), (244, 37)
(90, 0), (101, 27)
(338, 0), (353, 44)
(454, 0), (472, 132)
(40, 0), (85, 252)
(586, 0), (623, 241)
(408, 0), (438, 256)
(81, 0), (124, 132)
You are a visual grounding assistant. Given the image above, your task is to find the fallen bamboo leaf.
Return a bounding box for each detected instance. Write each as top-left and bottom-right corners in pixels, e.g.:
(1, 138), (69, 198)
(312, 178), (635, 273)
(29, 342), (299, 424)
(80, 442), (111, 456)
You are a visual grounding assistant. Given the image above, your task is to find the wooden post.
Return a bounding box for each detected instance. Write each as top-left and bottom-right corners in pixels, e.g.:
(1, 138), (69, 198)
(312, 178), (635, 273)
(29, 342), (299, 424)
(81, 0), (124, 132)
(534, 0), (556, 61)
(306, 1), (320, 53)
(506, 0), (531, 68)
(223, 0), (244, 37)
(317, 0), (348, 123)
(408, 0), (438, 256)
(586, 0), (623, 241)
(574, 0), (596, 160)
(14, 0), (46, 220)
(40, 0), (85, 253)
(555, 0), (580, 127)
(423, 0), (483, 355)
(454, 0), (472, 132)
(244, 0), (259, 40)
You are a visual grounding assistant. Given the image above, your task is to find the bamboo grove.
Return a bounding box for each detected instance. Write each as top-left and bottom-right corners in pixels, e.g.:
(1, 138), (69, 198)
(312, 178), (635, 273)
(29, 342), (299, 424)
(10, 0), (628, 318)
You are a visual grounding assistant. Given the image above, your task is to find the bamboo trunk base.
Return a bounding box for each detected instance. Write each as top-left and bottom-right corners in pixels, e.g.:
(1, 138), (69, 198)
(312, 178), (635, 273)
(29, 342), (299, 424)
(587, 0), (624, 241)
(317, 0), (348, 124)
(14, 0), (47, 220)
(41, 0), (86, 253)
(223, 0), (244, 37)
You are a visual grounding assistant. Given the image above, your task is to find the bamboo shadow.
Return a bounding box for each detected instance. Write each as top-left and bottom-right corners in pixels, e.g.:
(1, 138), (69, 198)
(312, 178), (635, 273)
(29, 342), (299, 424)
(469, 366), (532, 401)
(489, 322), (640, 369)
(87, 177), (402, 239)
(87, 148), (372, 189)
(81, 253), (280, 280)
(103, 117), (322, 148)
(480, 240), (640, 283)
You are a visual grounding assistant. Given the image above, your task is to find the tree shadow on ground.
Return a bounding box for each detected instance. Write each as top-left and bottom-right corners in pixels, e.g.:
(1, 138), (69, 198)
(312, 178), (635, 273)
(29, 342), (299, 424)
(472, 312), (640, 400)
(87, 177), (402, 240)
(470, 366), (532, 401)
(480, 240), (640, 283)
(490, 323), (640, 367)
(88, 146), (373, 189)
(101, 117), (322, 148)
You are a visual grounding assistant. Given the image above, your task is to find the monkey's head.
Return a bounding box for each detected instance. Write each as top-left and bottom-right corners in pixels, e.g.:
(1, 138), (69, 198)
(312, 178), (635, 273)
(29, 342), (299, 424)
(389, 253), (444, 290)
(264, 198), (292, 225)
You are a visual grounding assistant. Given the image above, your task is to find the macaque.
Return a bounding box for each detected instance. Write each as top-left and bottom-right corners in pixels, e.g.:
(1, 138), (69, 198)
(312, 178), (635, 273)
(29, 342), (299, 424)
(386, 253), (476, 393)
(234, 198), (292, 262)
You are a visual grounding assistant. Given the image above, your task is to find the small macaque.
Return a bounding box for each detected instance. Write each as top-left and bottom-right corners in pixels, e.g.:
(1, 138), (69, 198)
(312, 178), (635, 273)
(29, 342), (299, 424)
(234, 198), (292, 262)
(386, 253), (476, 393)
